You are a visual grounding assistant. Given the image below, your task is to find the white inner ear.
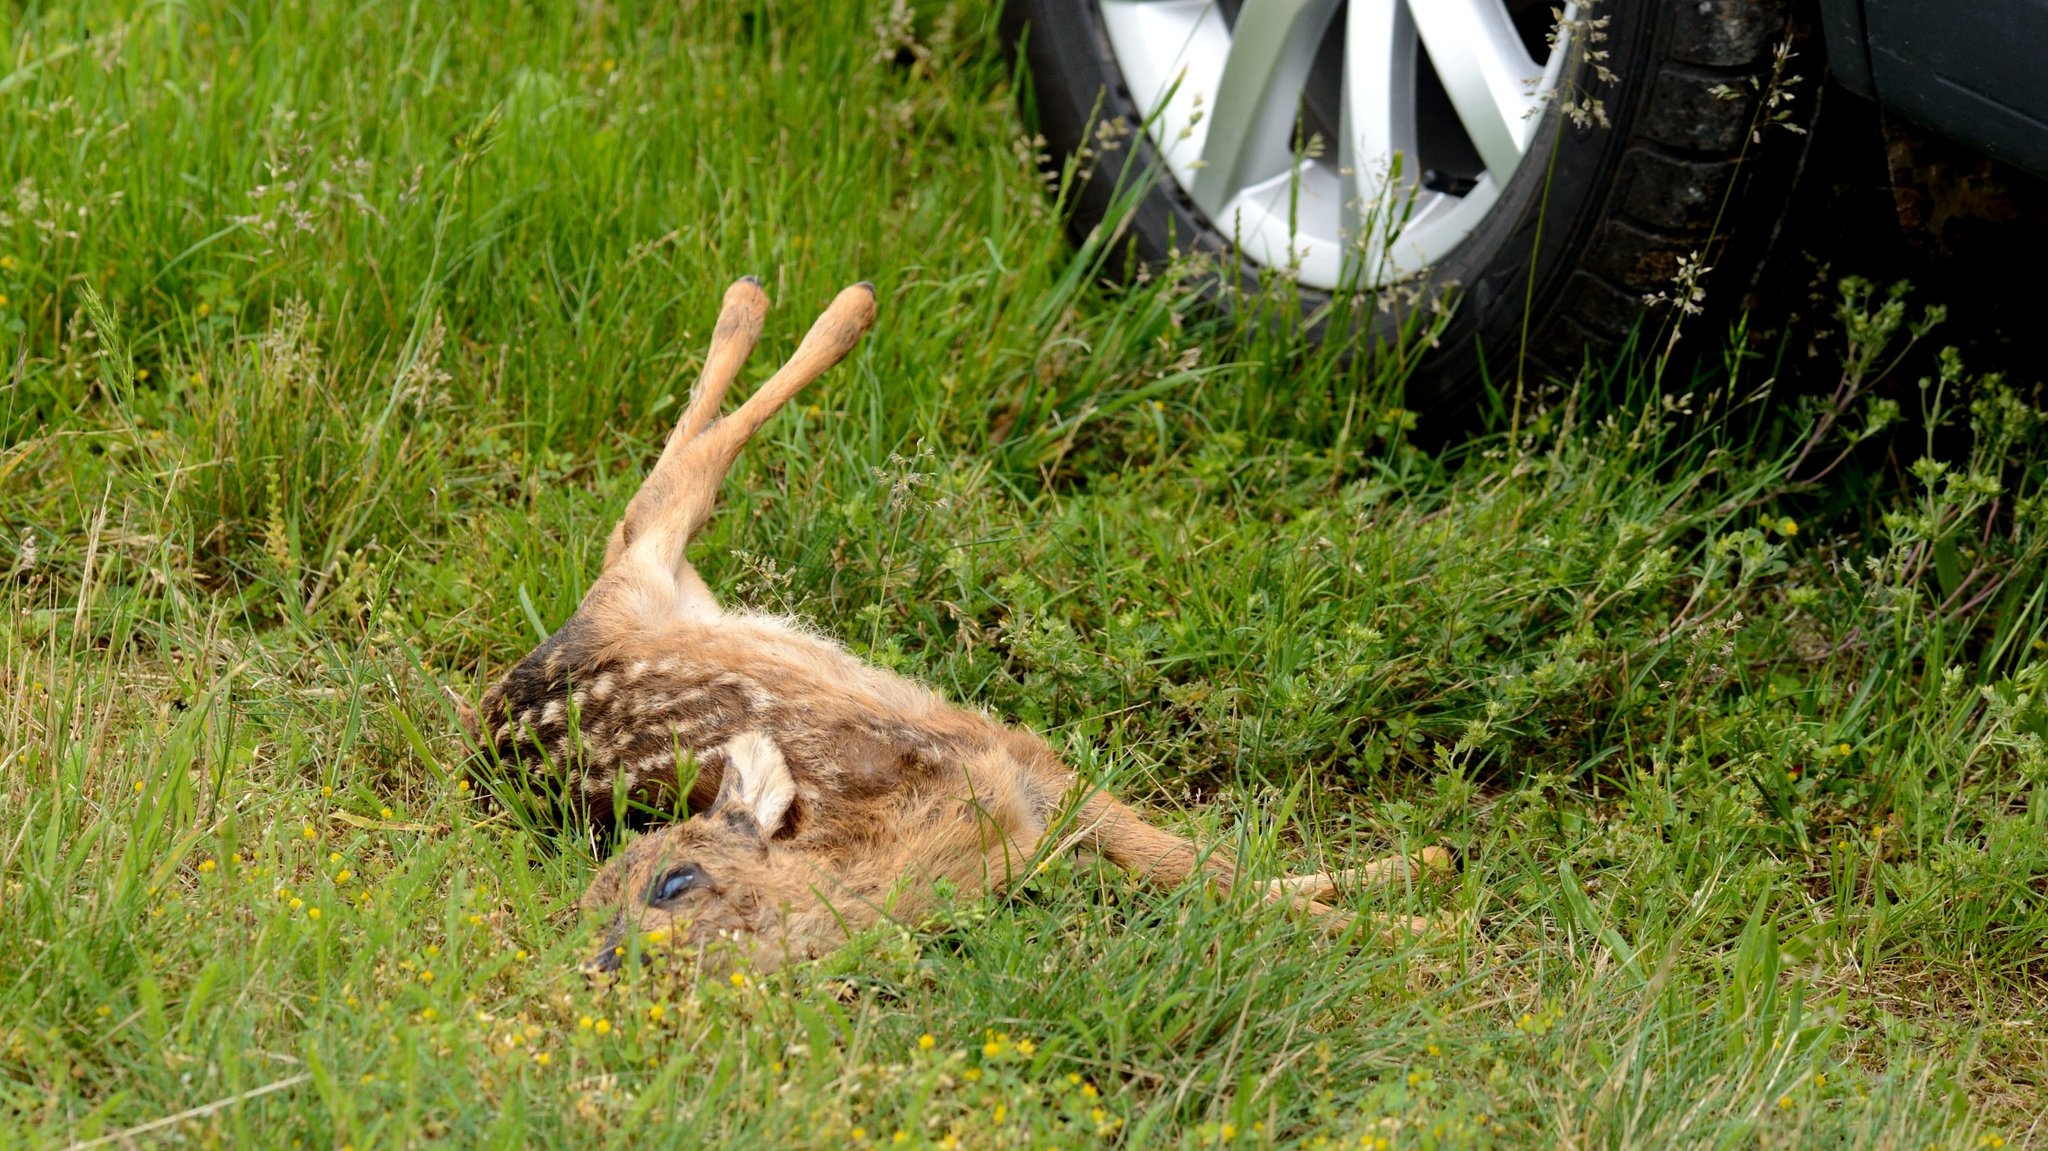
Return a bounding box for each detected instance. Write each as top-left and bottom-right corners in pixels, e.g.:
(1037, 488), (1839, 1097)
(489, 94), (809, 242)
(720, 731), (795, 835)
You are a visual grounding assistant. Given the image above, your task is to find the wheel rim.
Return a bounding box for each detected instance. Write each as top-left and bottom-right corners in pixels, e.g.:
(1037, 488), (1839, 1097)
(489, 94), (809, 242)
(1100, 0), (1575, 292)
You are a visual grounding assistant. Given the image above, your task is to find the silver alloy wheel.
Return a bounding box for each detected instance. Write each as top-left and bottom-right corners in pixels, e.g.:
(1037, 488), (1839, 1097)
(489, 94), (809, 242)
(1100, 0), (1574, 291)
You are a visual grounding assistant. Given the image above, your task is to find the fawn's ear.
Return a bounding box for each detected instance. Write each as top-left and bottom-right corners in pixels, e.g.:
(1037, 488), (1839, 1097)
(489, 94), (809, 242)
(710, 731), (796, 837)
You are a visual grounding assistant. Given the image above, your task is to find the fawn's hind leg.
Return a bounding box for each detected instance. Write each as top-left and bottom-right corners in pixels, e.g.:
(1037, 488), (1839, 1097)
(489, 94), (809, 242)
(1071, 791), (1226, 892)
(1265, 847), (1455, 904)
(1071, 792), (1448, 931)
(594, 280), (875, 631)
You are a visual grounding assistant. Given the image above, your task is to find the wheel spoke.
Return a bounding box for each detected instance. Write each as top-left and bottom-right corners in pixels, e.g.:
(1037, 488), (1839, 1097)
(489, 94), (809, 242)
(1189, 0), (1343, 218)
(1341, 0), (1418, 279)
(1406, 0), (1544, 179)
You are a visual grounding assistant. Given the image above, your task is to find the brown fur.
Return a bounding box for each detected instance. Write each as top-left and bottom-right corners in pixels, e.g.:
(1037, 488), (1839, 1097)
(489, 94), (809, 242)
(466, 278), (1448, 977)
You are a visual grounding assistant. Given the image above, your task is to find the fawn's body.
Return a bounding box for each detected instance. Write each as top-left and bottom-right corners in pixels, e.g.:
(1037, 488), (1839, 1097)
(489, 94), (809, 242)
(467, 279), (1439, 976)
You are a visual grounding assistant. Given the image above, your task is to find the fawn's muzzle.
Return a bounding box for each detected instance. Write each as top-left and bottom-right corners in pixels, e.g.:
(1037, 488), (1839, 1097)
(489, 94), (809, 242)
(584, 924), (632, 975)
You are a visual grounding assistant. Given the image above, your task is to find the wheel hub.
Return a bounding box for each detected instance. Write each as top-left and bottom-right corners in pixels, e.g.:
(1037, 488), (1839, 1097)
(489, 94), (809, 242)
(1100, 0), (1575, 290)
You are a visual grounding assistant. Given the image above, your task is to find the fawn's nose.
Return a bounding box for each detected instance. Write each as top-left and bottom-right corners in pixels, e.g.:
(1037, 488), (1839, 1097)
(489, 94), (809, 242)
(583, 946), (623, 976)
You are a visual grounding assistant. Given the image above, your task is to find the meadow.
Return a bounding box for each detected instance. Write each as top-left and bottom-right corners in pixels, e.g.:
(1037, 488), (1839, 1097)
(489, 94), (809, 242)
(2, 1), (2045, 1147)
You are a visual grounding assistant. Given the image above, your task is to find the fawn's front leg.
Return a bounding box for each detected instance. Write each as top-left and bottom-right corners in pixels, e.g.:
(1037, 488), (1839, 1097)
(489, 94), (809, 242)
(590, 279), (875, 634)
(600, 276), (770, 580)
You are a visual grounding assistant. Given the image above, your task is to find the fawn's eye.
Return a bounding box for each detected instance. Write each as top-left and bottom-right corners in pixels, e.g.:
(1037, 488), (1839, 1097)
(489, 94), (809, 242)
(649, 864), (709, 904)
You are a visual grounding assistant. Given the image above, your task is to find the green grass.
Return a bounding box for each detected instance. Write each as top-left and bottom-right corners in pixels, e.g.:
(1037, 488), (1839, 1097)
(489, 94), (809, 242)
(3, 2), (2046, 1147)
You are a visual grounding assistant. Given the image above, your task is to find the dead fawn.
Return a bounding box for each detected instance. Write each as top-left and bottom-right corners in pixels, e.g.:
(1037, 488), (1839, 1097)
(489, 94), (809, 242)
(462, 278), (1449, 977)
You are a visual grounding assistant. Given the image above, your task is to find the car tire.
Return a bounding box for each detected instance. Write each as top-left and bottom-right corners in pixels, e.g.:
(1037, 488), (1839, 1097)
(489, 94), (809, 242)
(1004, 0), (1815, 418)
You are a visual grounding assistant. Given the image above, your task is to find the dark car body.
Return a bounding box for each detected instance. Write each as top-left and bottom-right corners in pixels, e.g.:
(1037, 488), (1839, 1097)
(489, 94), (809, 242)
(1822, 0), (2048, 178)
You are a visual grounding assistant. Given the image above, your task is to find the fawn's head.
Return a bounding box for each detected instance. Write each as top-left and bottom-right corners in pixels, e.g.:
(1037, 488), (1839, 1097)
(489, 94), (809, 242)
(581, 732), (812, 978)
